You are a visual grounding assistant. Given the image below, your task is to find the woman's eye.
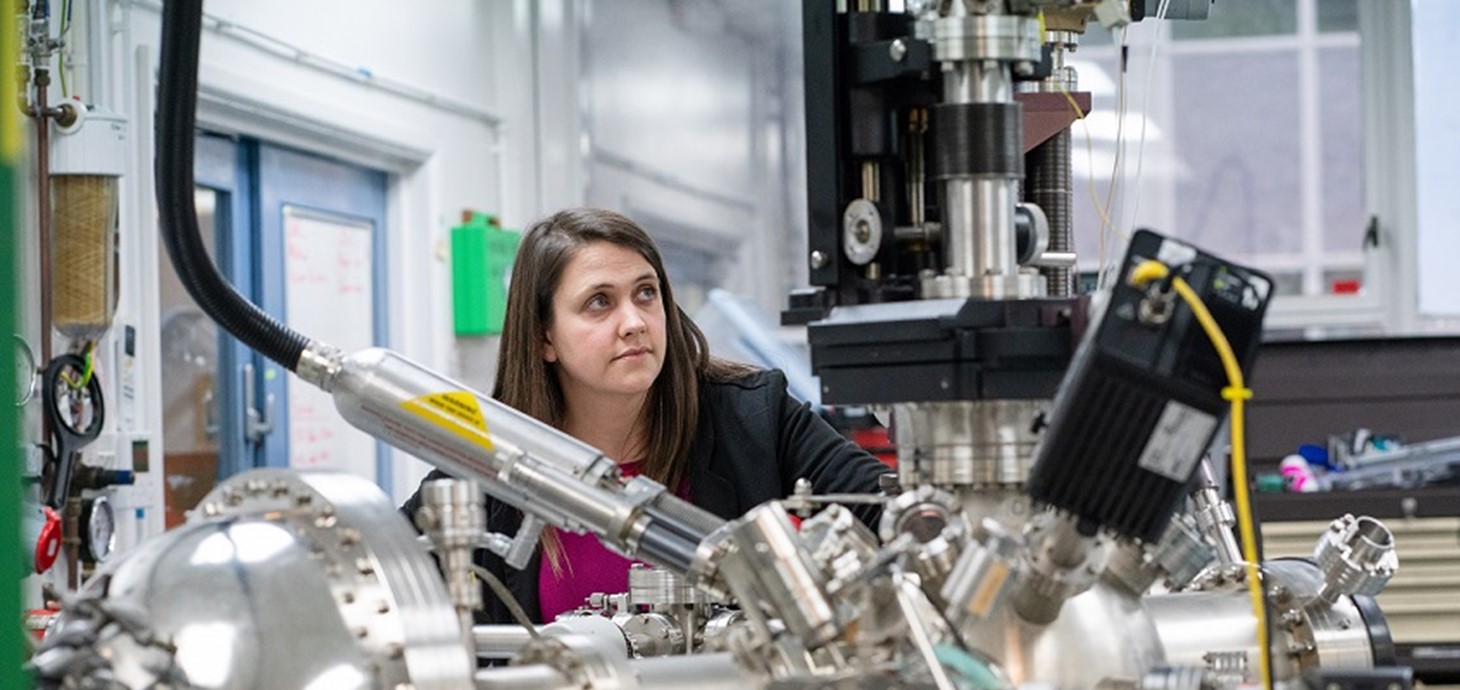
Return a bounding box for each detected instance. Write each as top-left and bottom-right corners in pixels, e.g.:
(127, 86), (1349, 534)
(586, 294), (609, 310)
(636, 285), (658, 302)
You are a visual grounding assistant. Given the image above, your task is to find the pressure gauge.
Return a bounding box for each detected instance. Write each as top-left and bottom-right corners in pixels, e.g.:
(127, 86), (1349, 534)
(80, 495), (117, 563)
(13, 334), (37, 407)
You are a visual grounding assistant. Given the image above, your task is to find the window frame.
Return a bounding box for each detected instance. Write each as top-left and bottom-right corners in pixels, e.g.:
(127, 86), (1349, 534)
(1068, 0), (1414, 334)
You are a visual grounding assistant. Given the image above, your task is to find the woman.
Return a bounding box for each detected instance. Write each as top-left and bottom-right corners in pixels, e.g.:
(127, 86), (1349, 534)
(402, 207), (887, 624)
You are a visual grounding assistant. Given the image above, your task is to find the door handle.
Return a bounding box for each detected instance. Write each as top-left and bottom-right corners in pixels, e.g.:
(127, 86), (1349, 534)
(243, 362), (275, 445)
(202, 388), (220, 440)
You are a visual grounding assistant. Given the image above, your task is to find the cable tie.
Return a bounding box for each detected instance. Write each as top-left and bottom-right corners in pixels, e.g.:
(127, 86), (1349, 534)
(1221, 386), (1252, 401)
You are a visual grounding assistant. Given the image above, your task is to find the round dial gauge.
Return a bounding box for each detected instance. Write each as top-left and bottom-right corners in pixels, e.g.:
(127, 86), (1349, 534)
(13, 335), (37, 407)
(81, 495), (117, 563)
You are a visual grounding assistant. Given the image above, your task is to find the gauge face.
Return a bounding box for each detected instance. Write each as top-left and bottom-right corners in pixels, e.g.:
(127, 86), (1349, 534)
(13, 335), (37, 407)
(83, 496), (116, 562)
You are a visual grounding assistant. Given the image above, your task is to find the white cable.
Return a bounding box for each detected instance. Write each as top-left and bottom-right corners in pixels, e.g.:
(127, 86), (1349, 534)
(1096, 27), (1132, 292)
(1125, 0), (1174, 245)
(1097, 0), (1172, 292)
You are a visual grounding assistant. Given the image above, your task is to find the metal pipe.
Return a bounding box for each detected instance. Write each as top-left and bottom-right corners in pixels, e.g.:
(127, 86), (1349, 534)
(33, 66), (53, 364)
(974, 178), (1018, 279)
(474, 665), (573, 690)
(23, 7), (82, 586)
(472, 625), (538, 658)
(473, 653), (760, 690)
(63, 496), (79, 590)
(941, 60), (1020, 295)
(861, 160), (880, 201)
(325, 348), (720, 575)
(1195, 460), (1243, 565)
(417, 479), (486, 632)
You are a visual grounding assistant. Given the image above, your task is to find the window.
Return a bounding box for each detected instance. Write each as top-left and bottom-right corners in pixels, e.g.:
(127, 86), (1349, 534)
(1068, 0), (1377, 332)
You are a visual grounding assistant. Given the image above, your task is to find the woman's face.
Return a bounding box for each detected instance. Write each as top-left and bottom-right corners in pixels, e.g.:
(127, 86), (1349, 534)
(543, 241), (668, 407)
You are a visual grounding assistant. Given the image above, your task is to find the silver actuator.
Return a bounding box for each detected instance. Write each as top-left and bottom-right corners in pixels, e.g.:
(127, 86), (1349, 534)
(309, 345), (725, 575)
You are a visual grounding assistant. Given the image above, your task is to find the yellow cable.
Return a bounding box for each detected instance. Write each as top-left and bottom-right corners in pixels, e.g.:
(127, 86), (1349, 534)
(1168, 275), (1271, 690)
(1057, 87), (1116, 241)
(61, 341), (96, 389)
(1128, 259), (1169, 287)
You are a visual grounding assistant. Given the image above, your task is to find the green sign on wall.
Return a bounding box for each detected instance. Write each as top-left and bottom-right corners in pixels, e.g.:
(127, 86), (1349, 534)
(451, 213), (520, 336)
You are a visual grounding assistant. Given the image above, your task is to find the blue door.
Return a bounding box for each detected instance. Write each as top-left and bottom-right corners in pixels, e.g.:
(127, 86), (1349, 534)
(156, 132), (253, 527)
(181, 134), (390, 490)
(255, 143), (390, 485)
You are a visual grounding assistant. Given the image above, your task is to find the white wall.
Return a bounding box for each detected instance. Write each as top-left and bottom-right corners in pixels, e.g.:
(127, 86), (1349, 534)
(580, 0), (802, 317)
(77, 0), (540, 520)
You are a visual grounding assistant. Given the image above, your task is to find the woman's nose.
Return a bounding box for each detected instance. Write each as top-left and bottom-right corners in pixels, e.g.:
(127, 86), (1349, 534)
(618, 304), (647, 336)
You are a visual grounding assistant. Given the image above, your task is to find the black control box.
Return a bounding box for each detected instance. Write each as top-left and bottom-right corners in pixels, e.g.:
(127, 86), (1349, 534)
(1026, 230), (1273, 542)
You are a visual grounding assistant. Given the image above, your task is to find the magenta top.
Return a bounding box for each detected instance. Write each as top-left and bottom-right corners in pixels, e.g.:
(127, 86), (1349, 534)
(538, 461), (688, 621)
(537, 529), (642, 621)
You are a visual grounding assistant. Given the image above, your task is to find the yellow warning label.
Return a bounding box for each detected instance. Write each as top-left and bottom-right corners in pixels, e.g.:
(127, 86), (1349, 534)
(401, 392), (495, 452)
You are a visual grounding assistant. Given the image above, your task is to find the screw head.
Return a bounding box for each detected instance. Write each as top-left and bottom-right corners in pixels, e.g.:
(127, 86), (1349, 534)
(889, 39), (908, 63)
(810, 250), (829, 269)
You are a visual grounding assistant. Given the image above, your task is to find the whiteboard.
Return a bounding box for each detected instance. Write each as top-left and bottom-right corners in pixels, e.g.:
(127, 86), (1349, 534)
(283, 207), (378, 481)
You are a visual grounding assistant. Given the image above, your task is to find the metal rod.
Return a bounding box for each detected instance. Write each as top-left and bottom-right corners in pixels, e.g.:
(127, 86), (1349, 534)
(861, 160), (880, 202)
(32, 66), (52, 364)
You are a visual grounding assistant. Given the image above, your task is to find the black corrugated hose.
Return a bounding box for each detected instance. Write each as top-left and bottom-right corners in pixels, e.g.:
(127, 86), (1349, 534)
(155, 0), (309, 372)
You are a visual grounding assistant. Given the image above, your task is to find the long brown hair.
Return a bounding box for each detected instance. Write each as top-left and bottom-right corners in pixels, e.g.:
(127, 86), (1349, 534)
(493, 207), (751, 493)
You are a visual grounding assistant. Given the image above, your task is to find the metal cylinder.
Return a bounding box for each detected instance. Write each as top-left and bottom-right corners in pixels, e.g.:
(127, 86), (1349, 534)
(935, 59), (1024, 299)
(417, 478), (487, 617)
(1192, 470), (1242, 566)
(1144, 559), (1385, 682)
(942, 523), (1019, 623)
(325, 348), (716, 575)
(627, 564), (697, 608)
(894, 400), (1044, 488)
(473, 665), (573, 690)
(328, 348), (603, 479)
(472, 626), (537, 659)
(1313, 514), (1398, 604)
(720, 503), (838, 647)
(474, 648), (758, 689)
(1009, 513), (1109, 625)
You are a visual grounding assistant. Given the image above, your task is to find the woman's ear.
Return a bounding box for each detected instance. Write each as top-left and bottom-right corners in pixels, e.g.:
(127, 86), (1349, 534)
(543, 333), (558, 363)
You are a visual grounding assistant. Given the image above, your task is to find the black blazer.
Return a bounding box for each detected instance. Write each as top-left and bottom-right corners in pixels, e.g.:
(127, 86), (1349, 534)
(400, 368), (888, 624)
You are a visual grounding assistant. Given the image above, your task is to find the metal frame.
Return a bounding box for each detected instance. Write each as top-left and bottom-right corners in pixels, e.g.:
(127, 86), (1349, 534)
(1074, 0), (1417, 334)
(191, 133), (257, 479)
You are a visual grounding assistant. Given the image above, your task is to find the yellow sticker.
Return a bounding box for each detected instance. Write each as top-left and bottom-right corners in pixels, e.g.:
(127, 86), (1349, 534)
(401, 392), (495, 452)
